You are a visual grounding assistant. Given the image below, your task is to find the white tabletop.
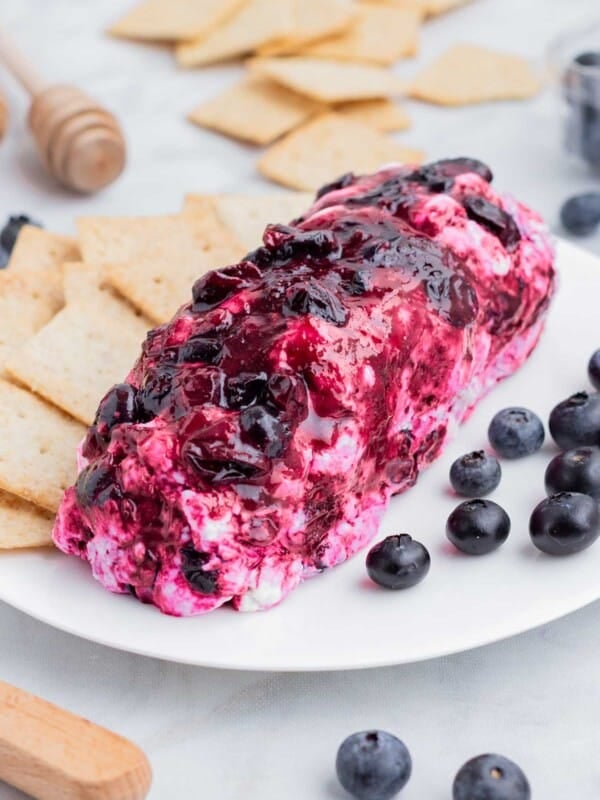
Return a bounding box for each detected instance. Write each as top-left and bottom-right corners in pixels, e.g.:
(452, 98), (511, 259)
(1, 1), (599, 797)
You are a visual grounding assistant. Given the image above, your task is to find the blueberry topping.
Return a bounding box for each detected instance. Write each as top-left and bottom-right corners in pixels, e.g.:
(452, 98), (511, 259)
(463, 195), (521, 250)
(530, 491), (600, 555)
(184, 450), (262, 483)
(137, 367), (175, 421)
(446, 499), (511, 555)
(549, 391), (600, 449)
(192, 262), (261, 311)
(94, 383), (138, 439)
(408, 158), (493, 192)
(588, 349), (600, 389)
(263, 225), (340, 262)
(284, 280), (348, 326)
(180, 546), (219, 594)
(0, 214), (42, 255)
(366, 534), (430, 590)
(560, 193), (600, 236)
(336, 730), (412, 800)
(178, 336), (222, 364)
(453, 754), (531, 800)
(225, 372), (269, 409)
(76, 464), (121, 508)
(239, 405), (287, 458)
(488, 407), (545, 459)
(315, 171), (355, 199)
(449, 451), (502, 497)
(347, 268), (371, 295)
(545, 447), (600, 499)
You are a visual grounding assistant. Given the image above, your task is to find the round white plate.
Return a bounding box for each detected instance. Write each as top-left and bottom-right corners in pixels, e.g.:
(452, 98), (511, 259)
(0, 239), (598, 671)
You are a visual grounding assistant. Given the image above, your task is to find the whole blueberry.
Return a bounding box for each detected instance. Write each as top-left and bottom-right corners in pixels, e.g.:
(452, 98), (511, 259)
(0, 214), (42, 254)
(453, 754), (531, 800)
(94, 383), (139, 439)
(545, 446), (600, 499)
(530, 491), (600, 555)
(336, 730), (412, 800)
(488, 407), (545, 459)
(549, 391), (600, 449)
(446, 499), (511, 555)
(560, 193), (600, 236)
(366, 534), (431, 590)
(450, 450), (501, 497)
(588, 349), (600, 390)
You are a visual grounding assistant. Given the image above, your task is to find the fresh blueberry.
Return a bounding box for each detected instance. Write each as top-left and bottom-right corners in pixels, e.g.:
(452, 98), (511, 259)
(453, 754), (531, 800)
(549, 391), (600, 449)
(530, 491), (600, 555)
(575, 51), (600, 67)
(588, 349), (600, 390)
(336, 730), (412, 800)
(446, 499), (511, 555)
(449, 451), (501, 497)
(366, 534), (430, 590)
(545, 447), (600, 499)
(488, 407), (545, 459)
(560, 193), (600, 236)
(0, 214), (42, 254)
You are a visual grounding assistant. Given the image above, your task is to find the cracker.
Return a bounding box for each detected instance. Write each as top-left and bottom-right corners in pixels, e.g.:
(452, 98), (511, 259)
(108, 0), (245, 41)
(301, 5), (420, 65)
(188, 76), (322, 145)
(5, 295), (150, 426)
(62, 262), (107, 303)
(335, 99), (411, 131)
(8, 225), (80, 310)
(360, 0), (469, 17)
(248, 57), (406, 102)
(409, 44), (540, 106)
(0, 490), (54, 550)
(0, 272), (58, 377)
(258, 112), (424, 190)
(176, 0), (294, 67)
(0, 380), (85, 512)
(258, 0), (356, 57)
(184, 191), (313, 251)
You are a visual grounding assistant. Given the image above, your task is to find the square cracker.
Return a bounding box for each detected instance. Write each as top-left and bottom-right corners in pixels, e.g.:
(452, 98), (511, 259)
(0, 380), (85, 512)
(0, 490), (54, 550)
(188, 76), (322, 146)
(8, 225), (80, 311)
(5, 294), (150, 427)
(108, 0), (246, 41)
(258, 112), (424, 190)
(248, 57), (406, 102)
(334, 99), (411, 131)
(176, 0), (294, 67)
(0, 272), (58, 377)
(409, 44), (540, 106)
(62, 262), (108, 304)
(301, 5), (420, 65)
(360, 0), (470, 17)
(184, 191), (314, 251)
(258, 0), (356, 57)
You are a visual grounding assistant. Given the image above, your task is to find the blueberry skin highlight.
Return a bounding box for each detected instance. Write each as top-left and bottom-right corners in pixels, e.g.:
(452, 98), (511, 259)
(336, 730), (412, 800)
(530, 491), (600, 555)
(488, 407), (545, 459)
(453, 754), (531, 800)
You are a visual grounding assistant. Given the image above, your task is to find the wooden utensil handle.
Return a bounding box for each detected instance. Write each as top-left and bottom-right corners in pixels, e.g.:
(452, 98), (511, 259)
(0, 681), (152, 800)
(0, 27), (47, 96)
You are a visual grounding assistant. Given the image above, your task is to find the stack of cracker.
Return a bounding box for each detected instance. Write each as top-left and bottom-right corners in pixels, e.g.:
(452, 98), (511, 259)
(0, 189), (314, 549)
(107, 0), (540, 190)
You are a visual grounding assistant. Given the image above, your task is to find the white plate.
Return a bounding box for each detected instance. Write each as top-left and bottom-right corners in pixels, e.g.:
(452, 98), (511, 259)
(0, 239), (598, 671)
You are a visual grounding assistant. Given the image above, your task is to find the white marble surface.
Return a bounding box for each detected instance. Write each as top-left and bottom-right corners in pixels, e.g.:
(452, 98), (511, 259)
(0, 1), (599, 797)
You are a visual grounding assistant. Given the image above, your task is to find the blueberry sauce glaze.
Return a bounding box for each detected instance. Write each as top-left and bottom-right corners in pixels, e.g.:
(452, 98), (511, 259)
(53, 159), (555, 615)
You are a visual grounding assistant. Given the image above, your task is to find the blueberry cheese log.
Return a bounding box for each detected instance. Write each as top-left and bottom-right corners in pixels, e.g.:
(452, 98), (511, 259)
(53, 159), (555, 615)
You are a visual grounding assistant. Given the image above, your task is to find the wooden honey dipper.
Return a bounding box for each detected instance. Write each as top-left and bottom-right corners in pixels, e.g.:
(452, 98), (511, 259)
(0, 680), (152, 799)
(0, 27), (126, 193)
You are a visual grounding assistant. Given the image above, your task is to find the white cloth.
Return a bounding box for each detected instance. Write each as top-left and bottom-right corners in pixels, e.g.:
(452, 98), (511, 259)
(0, 0), (599, 797)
